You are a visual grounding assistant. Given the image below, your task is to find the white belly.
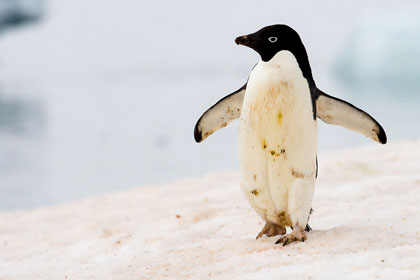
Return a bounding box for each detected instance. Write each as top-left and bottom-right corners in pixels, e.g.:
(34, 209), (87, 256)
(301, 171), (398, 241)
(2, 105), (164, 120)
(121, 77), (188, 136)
(238, 51), (318, 227)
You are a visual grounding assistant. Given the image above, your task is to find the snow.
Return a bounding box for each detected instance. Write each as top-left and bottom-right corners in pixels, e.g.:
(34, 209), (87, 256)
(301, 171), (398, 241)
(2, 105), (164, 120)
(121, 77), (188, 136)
(1, 141), (420, 279)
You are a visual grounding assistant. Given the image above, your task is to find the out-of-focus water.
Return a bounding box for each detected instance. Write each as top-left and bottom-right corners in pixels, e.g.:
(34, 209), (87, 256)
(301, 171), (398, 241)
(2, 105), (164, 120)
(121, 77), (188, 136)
(0, 0), (45, 32)
(0, 0), (419, 210)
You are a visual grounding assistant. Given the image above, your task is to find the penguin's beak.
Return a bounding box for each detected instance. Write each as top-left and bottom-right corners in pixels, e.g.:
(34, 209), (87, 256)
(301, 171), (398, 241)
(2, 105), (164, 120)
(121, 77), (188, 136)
(235, 33), (260, 49)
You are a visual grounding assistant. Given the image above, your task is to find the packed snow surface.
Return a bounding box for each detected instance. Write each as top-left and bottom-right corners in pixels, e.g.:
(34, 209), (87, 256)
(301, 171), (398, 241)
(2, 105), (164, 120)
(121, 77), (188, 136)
(1, 141), (420, 279)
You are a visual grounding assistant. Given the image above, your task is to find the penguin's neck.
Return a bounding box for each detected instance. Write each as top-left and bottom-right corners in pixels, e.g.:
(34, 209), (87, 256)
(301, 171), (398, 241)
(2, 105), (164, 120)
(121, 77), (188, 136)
(264, 51), (297, 65)
(264, 49), (315, 88)
(262, 51), (305, 78)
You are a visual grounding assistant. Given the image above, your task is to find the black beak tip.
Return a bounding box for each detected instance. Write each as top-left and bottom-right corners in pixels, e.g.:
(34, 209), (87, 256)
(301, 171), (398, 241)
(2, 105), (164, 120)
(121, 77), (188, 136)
(235, 36), (249, 45)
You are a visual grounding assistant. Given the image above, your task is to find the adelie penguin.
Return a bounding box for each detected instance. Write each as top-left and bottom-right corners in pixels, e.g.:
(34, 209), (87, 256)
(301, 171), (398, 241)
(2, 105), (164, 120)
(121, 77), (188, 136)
(194, 24), (387, 246)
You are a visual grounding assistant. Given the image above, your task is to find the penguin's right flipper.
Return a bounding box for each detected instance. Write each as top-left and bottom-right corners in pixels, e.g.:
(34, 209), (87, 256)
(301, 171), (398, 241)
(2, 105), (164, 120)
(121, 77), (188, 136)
(316, 89), (387, 144)
(194, 83), (246, 143)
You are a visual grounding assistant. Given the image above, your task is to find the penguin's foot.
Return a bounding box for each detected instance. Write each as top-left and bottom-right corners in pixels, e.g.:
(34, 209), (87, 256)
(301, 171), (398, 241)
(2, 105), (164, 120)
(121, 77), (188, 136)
(275, 225), (306, 246)
(291, 223), (312, 232)
(256, 221), (286, 239)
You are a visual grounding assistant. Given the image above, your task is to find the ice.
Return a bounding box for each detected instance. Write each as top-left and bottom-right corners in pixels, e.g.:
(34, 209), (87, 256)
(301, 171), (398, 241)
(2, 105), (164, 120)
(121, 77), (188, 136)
(335, 13), (420, 91)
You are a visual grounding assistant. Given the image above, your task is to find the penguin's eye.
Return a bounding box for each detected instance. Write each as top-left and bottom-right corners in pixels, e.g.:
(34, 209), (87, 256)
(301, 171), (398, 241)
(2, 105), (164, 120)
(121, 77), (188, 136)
(268, 37), (278, 43)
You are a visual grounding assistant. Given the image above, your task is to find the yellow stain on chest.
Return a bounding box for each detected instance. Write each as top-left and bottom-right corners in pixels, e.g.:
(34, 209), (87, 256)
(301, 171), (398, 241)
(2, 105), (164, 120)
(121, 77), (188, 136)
(261, 139), (267, 149)
(248, 80), (292, 122)
(250, 189), (259, 196)
(277, 111), (283, 124)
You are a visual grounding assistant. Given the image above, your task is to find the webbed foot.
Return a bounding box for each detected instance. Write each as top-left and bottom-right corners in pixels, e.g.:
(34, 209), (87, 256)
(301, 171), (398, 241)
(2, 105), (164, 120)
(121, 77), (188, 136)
(256, 221), (286, 239)
(275, 225), (306, 246)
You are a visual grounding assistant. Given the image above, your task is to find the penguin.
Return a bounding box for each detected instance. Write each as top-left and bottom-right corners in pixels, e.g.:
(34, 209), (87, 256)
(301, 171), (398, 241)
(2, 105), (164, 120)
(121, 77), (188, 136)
(194, 24), (386, 246)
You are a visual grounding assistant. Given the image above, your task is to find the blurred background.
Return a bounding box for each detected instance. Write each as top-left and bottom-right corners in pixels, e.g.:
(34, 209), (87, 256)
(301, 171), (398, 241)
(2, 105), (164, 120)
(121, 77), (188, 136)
(0, 0), (419, 210)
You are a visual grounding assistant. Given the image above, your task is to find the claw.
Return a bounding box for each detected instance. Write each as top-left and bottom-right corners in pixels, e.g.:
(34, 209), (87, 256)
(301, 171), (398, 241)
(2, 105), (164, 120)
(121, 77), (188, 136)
(274, 236), (292, 246)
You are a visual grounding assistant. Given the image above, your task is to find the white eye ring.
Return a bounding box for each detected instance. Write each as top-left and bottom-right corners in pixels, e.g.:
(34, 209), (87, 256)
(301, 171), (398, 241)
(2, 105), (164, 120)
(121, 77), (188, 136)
(268, 37), (278, 43)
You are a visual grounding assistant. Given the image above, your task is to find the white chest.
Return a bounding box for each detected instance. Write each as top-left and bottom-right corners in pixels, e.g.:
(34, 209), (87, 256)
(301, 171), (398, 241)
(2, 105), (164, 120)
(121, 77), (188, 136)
(238, 51), (318, 226)
(240, 51), (316, 147)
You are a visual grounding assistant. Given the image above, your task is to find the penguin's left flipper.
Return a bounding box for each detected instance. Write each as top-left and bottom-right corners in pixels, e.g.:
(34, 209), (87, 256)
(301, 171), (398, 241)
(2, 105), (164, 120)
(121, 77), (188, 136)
(315, 89), (387, 144)
(194, 83), (246, 143)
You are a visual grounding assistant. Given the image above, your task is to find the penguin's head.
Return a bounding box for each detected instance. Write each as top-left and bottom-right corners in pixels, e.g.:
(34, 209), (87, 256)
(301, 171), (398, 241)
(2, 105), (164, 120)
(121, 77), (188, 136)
(235, 24), (306, 62)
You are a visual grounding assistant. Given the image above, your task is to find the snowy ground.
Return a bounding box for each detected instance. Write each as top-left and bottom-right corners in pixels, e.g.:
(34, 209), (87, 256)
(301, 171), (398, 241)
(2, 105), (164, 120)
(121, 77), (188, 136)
(1, 141), (420, 279)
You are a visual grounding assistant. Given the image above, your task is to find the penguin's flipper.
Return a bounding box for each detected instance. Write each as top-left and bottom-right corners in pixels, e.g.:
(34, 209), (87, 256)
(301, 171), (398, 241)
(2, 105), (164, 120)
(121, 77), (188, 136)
(194, 84), (246, 143)
(316, 89), (387, 144)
